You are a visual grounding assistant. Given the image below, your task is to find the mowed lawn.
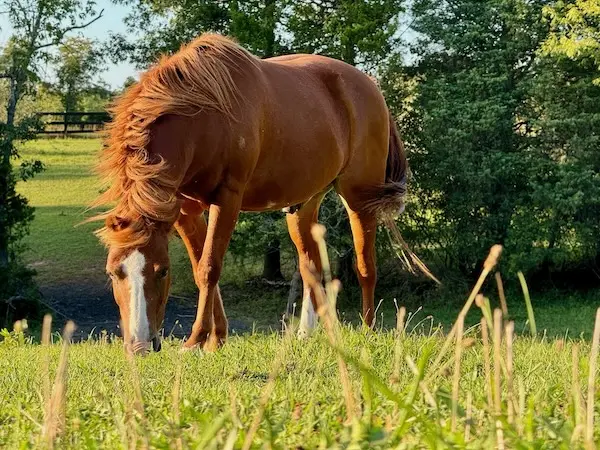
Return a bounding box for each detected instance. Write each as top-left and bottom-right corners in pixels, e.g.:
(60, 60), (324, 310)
(16, 138), (199, 292)
(16, 138), (108, 284)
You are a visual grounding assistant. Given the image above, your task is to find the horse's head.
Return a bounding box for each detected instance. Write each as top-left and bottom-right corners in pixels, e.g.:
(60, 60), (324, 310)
(102, 214), (172, 355)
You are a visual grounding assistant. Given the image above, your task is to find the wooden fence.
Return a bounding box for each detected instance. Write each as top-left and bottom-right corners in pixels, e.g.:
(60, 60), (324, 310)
(36, 111), (111, 135)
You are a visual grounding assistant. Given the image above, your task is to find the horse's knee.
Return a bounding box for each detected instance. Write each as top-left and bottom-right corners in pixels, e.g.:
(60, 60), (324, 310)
(197, 259), (222, 286)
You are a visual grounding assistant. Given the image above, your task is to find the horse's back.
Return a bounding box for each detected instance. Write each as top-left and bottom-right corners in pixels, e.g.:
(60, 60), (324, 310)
(259, 53), (388, 153)
(258, 54), (390, 187)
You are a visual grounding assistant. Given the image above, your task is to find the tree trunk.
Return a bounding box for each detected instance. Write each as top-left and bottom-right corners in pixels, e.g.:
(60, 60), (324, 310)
(263, 0), (276, 58)
(337, 249), (356, 288)
(6, 76), (18, 129)
(285, 270), (302, 320)
(0, 75), (21, 268)
(262, 238), (284, 281)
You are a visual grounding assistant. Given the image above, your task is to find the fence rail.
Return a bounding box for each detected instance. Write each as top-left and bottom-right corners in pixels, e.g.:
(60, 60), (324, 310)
(36, 111), (111, 135)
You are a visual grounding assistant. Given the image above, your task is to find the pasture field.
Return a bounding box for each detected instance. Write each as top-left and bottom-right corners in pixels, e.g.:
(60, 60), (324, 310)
(14, 138), (600, 337)
(3, 137), (600, 448)
(1, 308), (599, 448)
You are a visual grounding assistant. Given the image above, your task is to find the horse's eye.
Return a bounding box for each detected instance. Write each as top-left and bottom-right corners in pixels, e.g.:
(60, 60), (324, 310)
(157, 267), (169, 279)
(108, 266), (126, 280)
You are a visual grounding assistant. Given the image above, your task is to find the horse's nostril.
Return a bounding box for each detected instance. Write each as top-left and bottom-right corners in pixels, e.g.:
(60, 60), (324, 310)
(130, 341), (151, 356)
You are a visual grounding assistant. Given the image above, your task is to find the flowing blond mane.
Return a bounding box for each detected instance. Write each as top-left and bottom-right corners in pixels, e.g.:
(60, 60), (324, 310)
(89, 34), (257, 248)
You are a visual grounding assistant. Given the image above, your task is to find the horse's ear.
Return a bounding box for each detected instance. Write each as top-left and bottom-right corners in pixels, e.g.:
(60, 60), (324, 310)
(106, 215), (130, 232)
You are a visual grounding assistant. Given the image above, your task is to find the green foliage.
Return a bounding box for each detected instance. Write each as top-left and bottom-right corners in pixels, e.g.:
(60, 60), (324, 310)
(542, 0), (600, 81)
(383, 0), (600, 277)
(285, 0), (404, 70)
(110, 0), (287, 66)
(0, 116), (45, 303)
(54, 37), (106, 112)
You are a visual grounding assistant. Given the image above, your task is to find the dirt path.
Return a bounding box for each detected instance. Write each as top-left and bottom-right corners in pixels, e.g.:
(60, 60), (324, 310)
(39, 281), (253, 342)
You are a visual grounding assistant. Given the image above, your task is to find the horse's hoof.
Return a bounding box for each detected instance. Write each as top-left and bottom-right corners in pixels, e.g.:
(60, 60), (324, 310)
(297, 328), (311, 340)
(179, 342), (203, 354)
(202, 335), (226, 352)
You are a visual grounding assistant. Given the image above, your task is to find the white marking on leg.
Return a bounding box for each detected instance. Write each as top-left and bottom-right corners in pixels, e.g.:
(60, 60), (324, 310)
(298, 287), (317, 339)
(122, 250), (150, 343)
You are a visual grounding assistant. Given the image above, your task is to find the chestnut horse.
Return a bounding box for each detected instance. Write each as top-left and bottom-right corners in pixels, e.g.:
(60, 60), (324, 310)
(91, 34), (410, 355)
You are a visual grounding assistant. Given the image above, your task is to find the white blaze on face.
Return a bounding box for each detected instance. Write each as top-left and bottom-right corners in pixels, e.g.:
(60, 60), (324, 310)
(121, 249), (150, 342)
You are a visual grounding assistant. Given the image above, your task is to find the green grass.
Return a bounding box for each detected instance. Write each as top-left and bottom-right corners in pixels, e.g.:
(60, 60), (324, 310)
(16, 139), (108, 284)
(1, 312), (599, 448)
(7, 138), (600, 448)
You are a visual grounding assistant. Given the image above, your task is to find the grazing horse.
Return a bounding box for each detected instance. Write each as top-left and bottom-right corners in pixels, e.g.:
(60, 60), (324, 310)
(91, 33), (409, 355)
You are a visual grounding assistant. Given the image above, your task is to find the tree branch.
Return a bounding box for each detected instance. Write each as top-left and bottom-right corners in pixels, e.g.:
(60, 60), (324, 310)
(34, 9), (105, 51)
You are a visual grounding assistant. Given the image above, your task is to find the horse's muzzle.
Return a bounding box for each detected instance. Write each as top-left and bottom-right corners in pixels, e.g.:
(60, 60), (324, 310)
(125, 338), (159, 356)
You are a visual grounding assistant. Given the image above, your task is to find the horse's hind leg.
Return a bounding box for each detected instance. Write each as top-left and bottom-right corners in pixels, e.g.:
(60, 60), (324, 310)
(336, 191), (379, 328)
(285, 193), (326, 338)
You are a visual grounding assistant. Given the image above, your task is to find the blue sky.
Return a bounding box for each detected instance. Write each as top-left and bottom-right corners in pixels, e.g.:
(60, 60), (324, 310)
(0, 0), (138, 89)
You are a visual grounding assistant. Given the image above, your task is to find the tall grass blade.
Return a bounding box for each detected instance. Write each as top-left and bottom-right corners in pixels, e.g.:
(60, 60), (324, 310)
(171, 354), (183, 450)
(476, 294), (493, 335)
(391, 306), (406, 386)
(124, 331), (149, 450)
(585, 308), (600, 444)
(481, 317), (493, 410)
(505, 321), (514, 424)
(571, 343), (584, 445)
(493, 309), (504, 449)
(42, 320), (75, 449)
(309, 224), (357, 422)
(517, 271), (537, 337)
(431, 245), (502, 371)
(495, 272), (508, 317)
(465, 391), (473, 442)
(451, 314), (464, 432)
(242, 316), (295, 450)
(41, 314), (52, 426)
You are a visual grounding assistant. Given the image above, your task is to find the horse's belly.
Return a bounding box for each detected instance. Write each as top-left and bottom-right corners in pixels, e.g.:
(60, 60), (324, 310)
(240, 152), (341, 212)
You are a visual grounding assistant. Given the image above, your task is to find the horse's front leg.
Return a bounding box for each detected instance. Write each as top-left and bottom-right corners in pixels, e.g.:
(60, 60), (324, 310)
(183, 189), (242, 352)
(174, 210), (228, 351)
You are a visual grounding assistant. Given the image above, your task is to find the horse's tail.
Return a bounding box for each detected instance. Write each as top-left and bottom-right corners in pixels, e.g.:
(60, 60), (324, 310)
(359, 110), (408, 218)
(361, 109), (441, 285)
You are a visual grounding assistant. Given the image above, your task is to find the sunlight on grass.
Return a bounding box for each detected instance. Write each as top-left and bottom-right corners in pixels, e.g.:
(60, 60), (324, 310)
(1, 300), (599, 448)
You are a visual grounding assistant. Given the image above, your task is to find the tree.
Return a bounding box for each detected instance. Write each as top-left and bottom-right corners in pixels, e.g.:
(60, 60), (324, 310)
(285, 0), (404, 71)
(387, 0), (600, 279)
(54, 37), (105, 113)
(394, 0), (549, 276)
(0, 0), (103, 314)
(542, 0), (600, 81)
(110, 0), (287, 68)
(516, 0), (600, 276)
